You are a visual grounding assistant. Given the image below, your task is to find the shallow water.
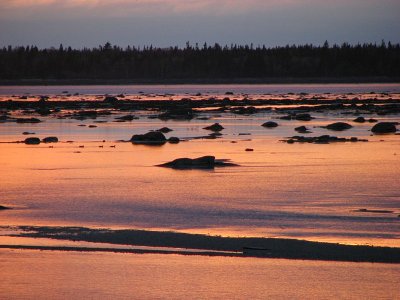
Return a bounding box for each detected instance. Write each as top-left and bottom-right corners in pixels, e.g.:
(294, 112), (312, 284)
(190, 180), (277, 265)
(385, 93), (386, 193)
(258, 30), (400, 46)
(0, 249), (399, 299)
(0, 84), (400, 247)
(1, 83), (400, 96)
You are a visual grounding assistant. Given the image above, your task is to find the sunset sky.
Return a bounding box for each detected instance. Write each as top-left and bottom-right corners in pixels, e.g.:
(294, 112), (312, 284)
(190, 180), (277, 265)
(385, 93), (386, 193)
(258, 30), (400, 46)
(0, 0), (399, 48)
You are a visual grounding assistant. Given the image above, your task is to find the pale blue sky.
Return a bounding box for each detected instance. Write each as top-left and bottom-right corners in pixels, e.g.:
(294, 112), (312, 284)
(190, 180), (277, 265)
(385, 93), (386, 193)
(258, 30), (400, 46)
(0, 0), (399, 48)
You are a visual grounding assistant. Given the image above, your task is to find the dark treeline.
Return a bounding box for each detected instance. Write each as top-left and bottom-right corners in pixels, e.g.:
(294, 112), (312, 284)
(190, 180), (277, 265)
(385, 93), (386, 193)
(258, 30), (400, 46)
(1, 41), (399, 82)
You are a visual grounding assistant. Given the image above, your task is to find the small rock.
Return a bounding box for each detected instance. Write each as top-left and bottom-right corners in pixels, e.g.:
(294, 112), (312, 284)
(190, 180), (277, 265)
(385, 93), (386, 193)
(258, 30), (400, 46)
(42, 137), (59, 143)
(294, 126), (310, 133)
(88, 125), (97, 128)
(0, 205), (11, 210)
(22, 132), (35, 135)
(325, 122), (352, 131)
(16, 118), (41, 123)
(168, 137), (180, 144)
(131, 131), (167, 145)
(295, 113), (313, 121)
(353, 117), (366, 123)
(245, 148), (254, 151)
(157, 127), (173, 133)
(261, 121), (278, 128)
(24, 137), (41, 145)
(203, 123), (224, 132)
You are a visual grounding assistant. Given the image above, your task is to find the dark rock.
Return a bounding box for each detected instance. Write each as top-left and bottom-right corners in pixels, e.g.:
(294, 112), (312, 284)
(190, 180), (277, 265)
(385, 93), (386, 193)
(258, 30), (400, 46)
(368, 118), (378, 123)
(115, 115), (138, 121)
(16, 118), (41, 123)
(231, 106), (257, 115)
(282, 135), (368, 144)
(157, 156), (237, 169)
(104, 96), (119, 103)
(0, 205), (11, 210)
(295, 126), (311, 133)
(261, 121), (278, 128)
(42, 137), (59, 143)
(203, 123), (224, 132)
(245, 148), (254, 151)
(158, 108), (195, 120)
(157, 127), (173, 133)
(325, 122), (353, 131)
(280, 115), (293, 120)
(22, 132), (35, 135)
(353, 117), (366, 123)
(295, 113), (313, 121)
(88, 125), (97, 128)
(371, 122), (397, 134)
(131, 131), (167, 145)
(168, 137), (180, 144)
(24, 137), (41, 145)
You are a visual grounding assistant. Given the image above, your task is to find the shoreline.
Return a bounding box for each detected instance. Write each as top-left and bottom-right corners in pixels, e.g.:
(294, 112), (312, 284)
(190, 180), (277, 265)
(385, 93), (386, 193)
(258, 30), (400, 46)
(0, 77), (399, 86)
(5, 226), (400, 263)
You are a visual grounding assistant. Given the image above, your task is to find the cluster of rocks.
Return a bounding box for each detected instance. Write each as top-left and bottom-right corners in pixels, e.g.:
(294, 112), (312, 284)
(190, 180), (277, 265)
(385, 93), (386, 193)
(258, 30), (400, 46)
(280, 113), (314, 121)
(283, 135), (368, 144)
(24, 136), (59, 145)
(157, 155), (238, 169)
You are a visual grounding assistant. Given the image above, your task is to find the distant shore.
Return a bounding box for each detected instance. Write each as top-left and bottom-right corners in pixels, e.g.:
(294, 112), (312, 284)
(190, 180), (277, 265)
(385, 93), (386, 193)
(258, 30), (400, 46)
(0, 77), (399, 86)
(4, 226), (400, 263)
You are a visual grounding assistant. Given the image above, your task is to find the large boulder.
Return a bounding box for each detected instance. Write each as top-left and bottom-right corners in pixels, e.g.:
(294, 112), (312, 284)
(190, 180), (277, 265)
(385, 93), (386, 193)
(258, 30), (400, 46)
(371, 122), (397, 134)
(24, 137), (41, 145)
(203, 123), (224, 132)
(131, 131), (167, 145)
(157, 156), (237, 169)
(325, 122), (352, 131)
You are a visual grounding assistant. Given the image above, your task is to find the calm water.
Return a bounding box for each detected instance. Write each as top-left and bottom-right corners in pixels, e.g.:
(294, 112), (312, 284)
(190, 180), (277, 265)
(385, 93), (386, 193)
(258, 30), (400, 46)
(1, 83), (399, 298)
(0, 83), (399, 246)
(0, 249), (399, 299)
(1, 83), (400, 96)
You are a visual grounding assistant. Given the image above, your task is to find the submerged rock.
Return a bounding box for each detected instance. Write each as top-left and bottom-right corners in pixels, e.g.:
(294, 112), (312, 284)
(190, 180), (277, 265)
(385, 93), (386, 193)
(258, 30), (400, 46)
(24, 137), (41, 145)
(261, 121), (278, 128)
(371, 122), (397, 134)
(353, 116), (366, 123)
(283, 135), (368, 144)
(157, 156), (237, 169)
(115, 115), (138, 121)
(131, 131), (167, 145)
(168, 137), (180, 144)
(103, 96), (119, 103)
(42, 136), (59, 143)
(295, 113), (313, 121)
(157, 127), (173, 133)
(158, 108), (195, 120)
(294, 126), (311, 133)
(16, 118), (41, 123)
(325, 122), (352, 131)
(203, 123), (224, 132)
